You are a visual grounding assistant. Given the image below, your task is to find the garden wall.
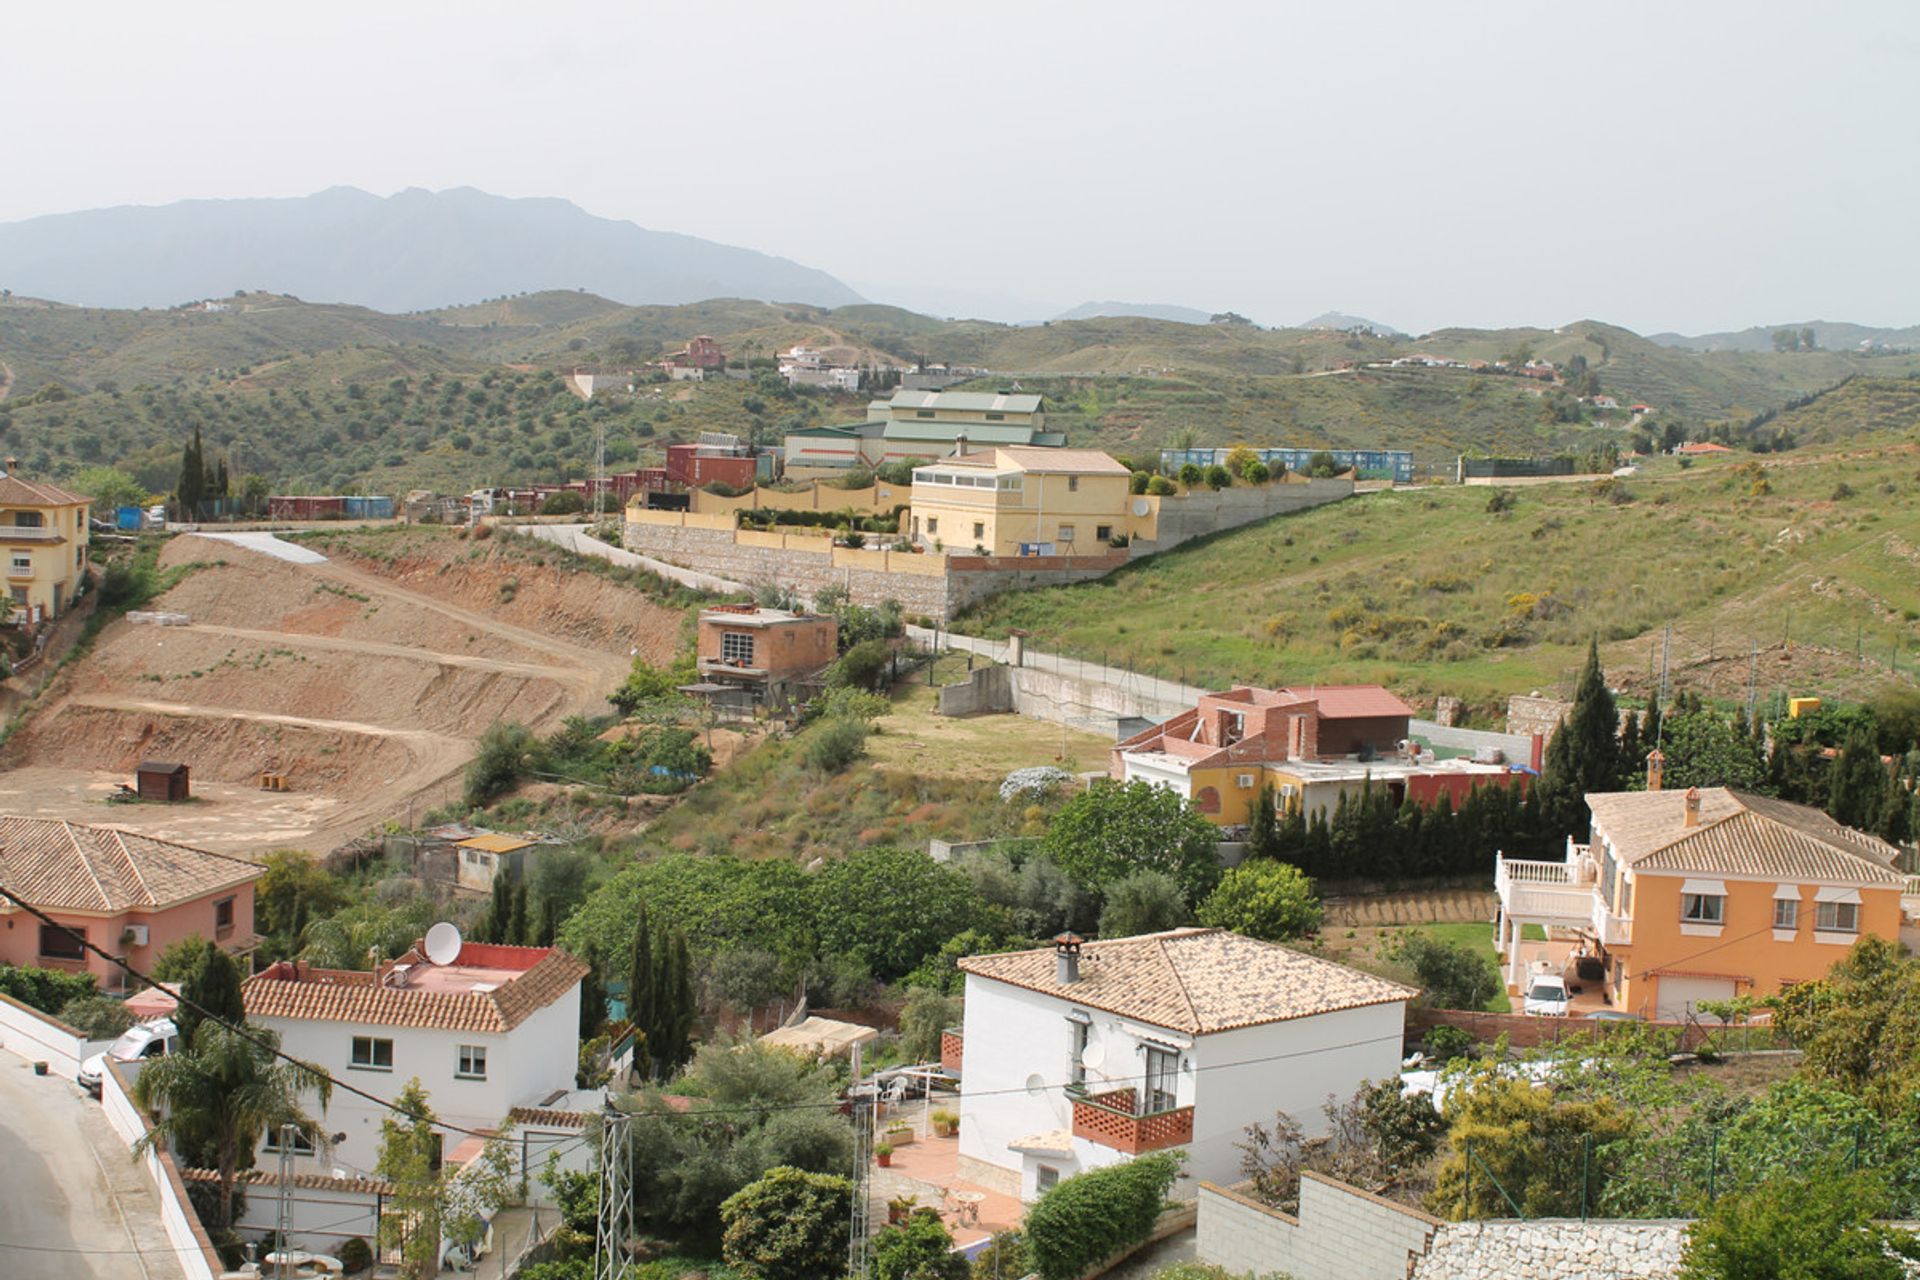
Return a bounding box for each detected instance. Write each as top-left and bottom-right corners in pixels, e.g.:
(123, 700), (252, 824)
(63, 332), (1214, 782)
(0, 991), (117, 1079)
(1412, 1220), (1685, 1280)
(102, 1060), (224, 1280)
(1197, 1173), (1442, 1280)
(1406, 1006), (1719, 1052)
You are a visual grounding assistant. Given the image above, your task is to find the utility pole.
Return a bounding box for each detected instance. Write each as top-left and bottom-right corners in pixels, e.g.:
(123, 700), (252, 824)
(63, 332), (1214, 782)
(595, 1106), (633, 1280)
(1656, 624), (1671, 750)
(275, 1123), (297, 1280)
(594, 421), (607, 518)
(847, 1042), (875, 1280)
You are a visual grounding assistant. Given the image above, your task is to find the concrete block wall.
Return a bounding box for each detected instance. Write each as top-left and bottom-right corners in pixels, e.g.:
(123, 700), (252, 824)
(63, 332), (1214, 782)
(1413, 1220), (1687, 1280)
(937, 664), (1015, 715)
(1145, 478), (1352, 551)
(1197, 1173), (1442, 1280)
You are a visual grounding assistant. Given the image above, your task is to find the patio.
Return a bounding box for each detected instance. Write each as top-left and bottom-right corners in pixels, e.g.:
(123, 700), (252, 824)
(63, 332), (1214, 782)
(868, 1099), (1022, 1252)
(1501, 933), (1616, 1016)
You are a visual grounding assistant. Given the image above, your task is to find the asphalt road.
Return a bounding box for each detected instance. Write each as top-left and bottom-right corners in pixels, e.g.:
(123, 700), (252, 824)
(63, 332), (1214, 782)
(0, 1053), (183, 1280)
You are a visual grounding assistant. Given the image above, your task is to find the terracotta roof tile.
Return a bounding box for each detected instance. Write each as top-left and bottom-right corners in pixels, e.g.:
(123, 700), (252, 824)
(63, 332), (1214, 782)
(243, 947), (589, 1034)
(1587, 788), (1903, 883)
(182, 1166), (392, 1195)
(958, 928), (1414, 1034)
(0, 475), (90, 507)
(0, 816), (262, 913)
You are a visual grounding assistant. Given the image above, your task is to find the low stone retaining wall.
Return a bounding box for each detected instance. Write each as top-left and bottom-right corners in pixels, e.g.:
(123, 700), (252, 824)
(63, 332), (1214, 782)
(1413, 1220), (1685, 1280)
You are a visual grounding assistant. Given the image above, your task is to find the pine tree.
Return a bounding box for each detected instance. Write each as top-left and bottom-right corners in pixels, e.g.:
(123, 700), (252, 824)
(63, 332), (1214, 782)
(1828, 727), (1887, 832)
(1536, 639), (1623, 839)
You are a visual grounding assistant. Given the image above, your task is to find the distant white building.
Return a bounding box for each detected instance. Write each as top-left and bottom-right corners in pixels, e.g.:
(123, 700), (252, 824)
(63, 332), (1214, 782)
(243, 940), (587, 1173)
(952, 928), (1414, 1200)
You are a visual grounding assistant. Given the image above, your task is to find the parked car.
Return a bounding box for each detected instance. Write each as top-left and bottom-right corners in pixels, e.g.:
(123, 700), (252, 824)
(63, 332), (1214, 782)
(1522, 974), (1571, 1017)
(79, 1018), (179, 1095)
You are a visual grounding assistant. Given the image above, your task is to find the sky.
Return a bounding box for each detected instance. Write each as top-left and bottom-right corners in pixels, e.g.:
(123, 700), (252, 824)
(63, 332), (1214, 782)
(3, 1), (1916, 333)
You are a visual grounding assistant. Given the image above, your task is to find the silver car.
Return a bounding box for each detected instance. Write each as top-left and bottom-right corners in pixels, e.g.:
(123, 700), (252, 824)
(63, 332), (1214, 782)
(79, 1018), (179, 1095)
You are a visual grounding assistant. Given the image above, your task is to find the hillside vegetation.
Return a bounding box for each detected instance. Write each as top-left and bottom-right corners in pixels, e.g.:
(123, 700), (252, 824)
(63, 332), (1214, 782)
(3, 293), (1918, 495)
(954, 439), (1920, 709)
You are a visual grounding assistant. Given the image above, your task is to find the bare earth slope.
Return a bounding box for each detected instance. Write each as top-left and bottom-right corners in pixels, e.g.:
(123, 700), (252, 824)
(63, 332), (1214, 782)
(0, 531), (687, 853)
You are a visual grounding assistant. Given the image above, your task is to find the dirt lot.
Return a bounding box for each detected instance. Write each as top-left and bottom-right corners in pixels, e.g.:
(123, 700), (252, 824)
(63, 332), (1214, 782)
(1, 530), (690, 853)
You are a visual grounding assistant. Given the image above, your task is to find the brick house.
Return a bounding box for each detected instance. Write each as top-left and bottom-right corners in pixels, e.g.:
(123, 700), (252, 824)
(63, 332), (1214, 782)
(693, 604), (838, 709)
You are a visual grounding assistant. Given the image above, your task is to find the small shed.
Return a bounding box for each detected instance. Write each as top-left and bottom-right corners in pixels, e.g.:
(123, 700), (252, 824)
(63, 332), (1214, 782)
(135, 760), (190, 802)
(454, 832), (537, 892)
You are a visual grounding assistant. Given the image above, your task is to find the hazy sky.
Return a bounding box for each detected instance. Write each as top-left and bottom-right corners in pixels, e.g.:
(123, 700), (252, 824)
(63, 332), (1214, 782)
(5, 1), (1915, 332)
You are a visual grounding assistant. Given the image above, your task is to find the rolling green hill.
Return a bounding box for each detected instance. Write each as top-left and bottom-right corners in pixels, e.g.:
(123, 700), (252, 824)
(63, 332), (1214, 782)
(952, 439), (1920, 709)
(2, 292), (1917, 496)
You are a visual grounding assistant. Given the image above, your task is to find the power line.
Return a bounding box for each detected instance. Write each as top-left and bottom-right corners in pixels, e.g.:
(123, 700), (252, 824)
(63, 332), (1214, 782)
(0, 885), (514, 1142)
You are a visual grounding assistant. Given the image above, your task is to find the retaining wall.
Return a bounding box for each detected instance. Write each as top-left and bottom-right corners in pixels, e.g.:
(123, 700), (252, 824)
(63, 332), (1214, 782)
(0, 991), (117, 1079)
(1197, 1173), (1443, 1280)
(1413, 1220), (1686, 1280)
(1406, 1006), (1722, 1052)
(1144, 477), (1351, 551)
(103, 1059), (224, 1280)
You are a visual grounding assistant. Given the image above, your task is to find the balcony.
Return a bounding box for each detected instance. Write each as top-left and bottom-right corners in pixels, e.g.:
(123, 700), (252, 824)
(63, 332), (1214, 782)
(1904, 877), (1920, 923)
(1495, 854), (1598, 927)
(940, 1028), (963, 1077)
(1070, 1087), (1193, 1155)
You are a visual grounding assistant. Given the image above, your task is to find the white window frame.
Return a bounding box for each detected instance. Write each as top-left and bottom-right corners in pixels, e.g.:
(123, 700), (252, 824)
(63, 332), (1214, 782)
(350, 1036), (394, 1072)
(1815, 900), (1859, 935)
(1772, 897), (1798, 930)
(1680, 893), (1724, 927)
(1067, 1013), (1091, 1088)
(263, 1127), (316, 1155)
(456, 1044), (488, 1080)
(1057, 524), (1075, 543)
(10, 554), (30, 575)
(720, 631), (755, 665)
(1143, 1044), (1181, 1115)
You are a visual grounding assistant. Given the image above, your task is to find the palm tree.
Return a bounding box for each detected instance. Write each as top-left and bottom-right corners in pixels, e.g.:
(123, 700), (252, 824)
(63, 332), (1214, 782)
(132, 1023), (333, 1230)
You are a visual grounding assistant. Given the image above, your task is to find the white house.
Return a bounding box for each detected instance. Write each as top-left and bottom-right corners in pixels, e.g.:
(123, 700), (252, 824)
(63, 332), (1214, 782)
(953, 929), (1414, 1200)
(243, 940), (587, 1175)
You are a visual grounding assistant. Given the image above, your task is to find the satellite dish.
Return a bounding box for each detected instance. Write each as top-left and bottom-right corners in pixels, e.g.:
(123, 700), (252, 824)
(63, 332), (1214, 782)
(424, 922), (463, 966)
(1024, 1073), (1047, 1097)
(1131, 498), (1151, 517)
(1080, 1040), (1107, 1072)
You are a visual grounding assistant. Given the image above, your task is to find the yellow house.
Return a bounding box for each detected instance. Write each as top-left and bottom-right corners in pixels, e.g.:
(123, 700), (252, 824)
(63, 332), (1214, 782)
(0, 471), (91, 622)
(1495, 787), (1913, 1020)
(908, 447), (1152, 555)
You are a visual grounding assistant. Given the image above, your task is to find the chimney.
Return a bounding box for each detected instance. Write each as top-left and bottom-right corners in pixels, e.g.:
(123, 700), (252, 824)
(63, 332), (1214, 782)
(1286, 708), (1320, 761)
(1054, 931), (1083, 984)
(3, 456), (16, 476)
(1683, 786), (1701, 827)
(954, 432), (968, 459)
(1646, 748), (1665, 793)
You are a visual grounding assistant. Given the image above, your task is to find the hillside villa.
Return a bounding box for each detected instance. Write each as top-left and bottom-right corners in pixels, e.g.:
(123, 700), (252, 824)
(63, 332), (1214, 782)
(909, 446), (1150, 555)
(783, 389), (1065, 472)
(1113, 685), (1531, 826)
(1494, 783), (1916, 1019)
(0, 466), (91, 623)
(0, 816), (264, 991)
(950, 929), (1414, 1198)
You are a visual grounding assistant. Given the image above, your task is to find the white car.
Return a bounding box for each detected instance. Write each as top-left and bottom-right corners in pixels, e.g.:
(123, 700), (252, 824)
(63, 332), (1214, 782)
(79, 1018), (180, 1095)
(1523, 975), (1571, 1017)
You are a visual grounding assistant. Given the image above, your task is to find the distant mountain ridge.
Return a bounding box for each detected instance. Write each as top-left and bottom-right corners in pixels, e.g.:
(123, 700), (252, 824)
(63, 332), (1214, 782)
(0, 186), (863, 312)
(1650, 320), (1920, 353)
(1300, 310), (1402, 335)
(1053, 300), (1216, 324)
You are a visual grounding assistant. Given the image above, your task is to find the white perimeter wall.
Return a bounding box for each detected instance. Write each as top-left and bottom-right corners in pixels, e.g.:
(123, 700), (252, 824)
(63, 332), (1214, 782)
(0, 992), (118, 1079)
(101, 1059), (223, 1280)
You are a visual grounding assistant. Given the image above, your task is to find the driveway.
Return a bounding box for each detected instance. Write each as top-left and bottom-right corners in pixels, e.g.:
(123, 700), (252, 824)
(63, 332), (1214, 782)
(0, 1053), (184, 1280)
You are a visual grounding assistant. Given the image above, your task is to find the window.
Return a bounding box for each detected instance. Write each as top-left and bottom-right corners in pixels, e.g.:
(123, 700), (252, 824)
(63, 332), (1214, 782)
(1144, 1045), (1180, 1114)
(263, 1127), (316, 1155)
(13, 511), (42, 528)
(916, 409), (934, 419)
(214, 896), (236, 939)
(1035, 1165), (1060, 1193)
(456, 1045), (488, 1080)
(926, 517), (938, 535)
(1681, 893), (1724, 924)
(350, 1036), (394, 1071)
(38, 923), (85, 961)
(1067, 476), (1078, 491)
(1057, 525), (1075, 542)
(1816, 901), (1860, 934)
(972, 522), (984, 540)
(1068, 1016), (1090, 1087)
(985, 412), (1005, 422)
(10, 554), (29, 575)
(1096, 525), (1112, 541)
(1773, 897), (1798, 930)
(720, 631), (754, 665)
(1237, 773), (1255, 789)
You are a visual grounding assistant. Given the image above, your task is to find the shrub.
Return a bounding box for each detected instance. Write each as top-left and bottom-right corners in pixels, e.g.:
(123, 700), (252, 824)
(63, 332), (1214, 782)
(898, 987), (962, 1061)
(1423, 1023), (1477, 1063)
(826, 638), (892, 691)
(336, 1236), (374, 1276)
(540, 491), (586, 515)
(1130, 471), (1151, 495)
(59, 995), (135, 1039)
(1177, 463), (1203, 487)
(1244, 460), (1271, 484)
(1097, 869), (1188, 937)
(0, 965), (98, 1015)
(803, 717), (869, 773)
(1146, 475), (1177, 496)
(1388, 929), (1500, 1011)
(464, 721), (545, 807)
(1196, 861), (1322, 941)
(1024, 1153), (1181, 1280)
(1204, 464), (1232, 490)
(842, 529), (867, 549)
(874, 1209), (969, 1280)
(719, 1166), (853, 1280)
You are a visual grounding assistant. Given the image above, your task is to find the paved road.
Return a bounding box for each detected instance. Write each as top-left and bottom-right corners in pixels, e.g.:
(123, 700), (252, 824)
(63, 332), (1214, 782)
(0, 1053), (183, 1280)
(520, 523), (750, 593)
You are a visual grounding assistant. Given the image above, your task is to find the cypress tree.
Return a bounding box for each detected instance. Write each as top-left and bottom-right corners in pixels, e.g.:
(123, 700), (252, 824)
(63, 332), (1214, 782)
(577, 943), (607, 1041)
(179, 947), (245, 1050)
(177, 428), (206, 520)
(655, 929), (695, 1077)
(1537, 639), (1622, 839)
(627, 902), (655, 1079)
(1828, 727), (1887, 832)
(535, 893), (559, 947)
(1247, 784), (1282, 860)
(507, 881), (529, 946)
(482, 875), (511, 944)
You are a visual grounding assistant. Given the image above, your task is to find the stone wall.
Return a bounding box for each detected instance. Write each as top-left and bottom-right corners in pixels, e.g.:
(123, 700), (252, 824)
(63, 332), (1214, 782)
(1144, 477), (1351, 552)
(1413, 1220), (1686, 1280)
(1197, 1174), (1443, 1280)
(1506, 694), (1571, 742)
(1407, 1006), (1716, 1052)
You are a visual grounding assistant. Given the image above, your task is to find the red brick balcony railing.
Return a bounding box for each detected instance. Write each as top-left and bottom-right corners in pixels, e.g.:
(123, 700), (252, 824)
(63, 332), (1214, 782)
(940, 1028), (963, 1076)
(1070, 1086), (1194, 1154)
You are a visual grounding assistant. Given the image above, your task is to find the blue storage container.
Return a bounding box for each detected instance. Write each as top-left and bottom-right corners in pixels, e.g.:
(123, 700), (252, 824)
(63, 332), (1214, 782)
(116, 505), (143, 530)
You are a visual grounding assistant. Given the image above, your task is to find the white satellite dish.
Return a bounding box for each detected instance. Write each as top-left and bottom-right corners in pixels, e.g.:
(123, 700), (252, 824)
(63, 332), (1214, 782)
(424, 922), (463, 966)
(1131, 497), (1151, 517)
(1080, 1040), (1107, 1072)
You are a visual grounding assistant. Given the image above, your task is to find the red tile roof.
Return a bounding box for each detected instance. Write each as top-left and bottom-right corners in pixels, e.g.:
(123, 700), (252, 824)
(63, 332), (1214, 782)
(0, 816), (262, 913)
(243, 945), (588, 1034)
(1277, 685), (1417, 720)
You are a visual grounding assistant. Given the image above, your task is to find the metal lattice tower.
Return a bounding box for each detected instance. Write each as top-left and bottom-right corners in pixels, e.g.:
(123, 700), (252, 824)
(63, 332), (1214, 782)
(847, 1045), (875, 1280)
(274, 1123), (297, 1279)
(595, 1109), (634, 1280)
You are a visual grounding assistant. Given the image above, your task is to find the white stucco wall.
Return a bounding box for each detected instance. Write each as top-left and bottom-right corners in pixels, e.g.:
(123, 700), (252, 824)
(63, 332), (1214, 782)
(958, 973), (1406, 1196)
(256, 982), (580, 1174)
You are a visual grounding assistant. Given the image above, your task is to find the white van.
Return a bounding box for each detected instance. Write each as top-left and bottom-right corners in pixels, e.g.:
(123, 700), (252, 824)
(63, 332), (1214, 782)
(79, 1018), (180, 1095)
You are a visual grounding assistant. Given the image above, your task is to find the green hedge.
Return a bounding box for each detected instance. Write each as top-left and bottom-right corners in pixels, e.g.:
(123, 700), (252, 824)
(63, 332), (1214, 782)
(0, 965), (99, 1016)
(1023, 1152), (1181, 1280)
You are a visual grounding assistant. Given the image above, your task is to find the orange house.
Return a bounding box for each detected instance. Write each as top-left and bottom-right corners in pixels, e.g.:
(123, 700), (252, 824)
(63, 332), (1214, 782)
(1495, 787), (1912, 1020)
(0, 816), (264, 992)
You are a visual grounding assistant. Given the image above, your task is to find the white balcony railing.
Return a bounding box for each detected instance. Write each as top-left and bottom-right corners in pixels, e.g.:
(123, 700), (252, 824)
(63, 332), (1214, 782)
(1903, 876), (1920, 922)
(1495, 854), (1598, 924)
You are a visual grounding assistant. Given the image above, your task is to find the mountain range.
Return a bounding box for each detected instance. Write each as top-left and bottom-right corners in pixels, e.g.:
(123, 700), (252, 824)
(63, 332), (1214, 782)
(0, 187), (864, 313)
(1649, 321), (1920, 354)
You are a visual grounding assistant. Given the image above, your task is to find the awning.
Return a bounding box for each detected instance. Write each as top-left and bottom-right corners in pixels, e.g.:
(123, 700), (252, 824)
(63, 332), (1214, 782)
(1773, 883), (1802, 900)
(1815, 887), (1863, 905)
(1680, 879), (1727, 897)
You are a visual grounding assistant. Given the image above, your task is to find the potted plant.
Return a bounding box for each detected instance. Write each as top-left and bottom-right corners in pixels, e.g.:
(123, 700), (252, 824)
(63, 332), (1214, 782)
(875, 1143), (894, 1169)
(930, 1108), (958, 1139)
(885, 1122), (915, 1146)
(887, 1195), (918, 1226)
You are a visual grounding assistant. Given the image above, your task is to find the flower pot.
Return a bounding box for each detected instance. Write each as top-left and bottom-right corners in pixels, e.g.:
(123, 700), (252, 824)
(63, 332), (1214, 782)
(932, 1122), (954, 1138)
(876, 1152), (892, 1168)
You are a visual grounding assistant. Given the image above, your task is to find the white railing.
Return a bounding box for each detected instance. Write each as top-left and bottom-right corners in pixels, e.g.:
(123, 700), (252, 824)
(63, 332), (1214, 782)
(1592, 905), (1632, 946)
(1494, 855), (1596, 923)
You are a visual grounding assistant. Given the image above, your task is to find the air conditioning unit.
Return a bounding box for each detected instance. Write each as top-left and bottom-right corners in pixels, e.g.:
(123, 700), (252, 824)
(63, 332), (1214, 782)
(1237, 774), (1255, 789)
(122, 924), (149, 947)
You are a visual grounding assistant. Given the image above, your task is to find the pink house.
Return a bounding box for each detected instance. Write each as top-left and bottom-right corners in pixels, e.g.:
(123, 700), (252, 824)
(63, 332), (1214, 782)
(0, 817), (265, 992)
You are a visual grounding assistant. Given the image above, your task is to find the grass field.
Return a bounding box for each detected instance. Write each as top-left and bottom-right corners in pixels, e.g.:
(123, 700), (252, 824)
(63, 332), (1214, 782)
(954, 438), (1920, 711)
(1316, 919), (1531, 1013)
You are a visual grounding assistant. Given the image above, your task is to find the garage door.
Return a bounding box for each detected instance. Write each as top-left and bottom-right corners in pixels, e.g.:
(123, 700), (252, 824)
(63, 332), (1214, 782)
(1655, 976), (1736, 1021)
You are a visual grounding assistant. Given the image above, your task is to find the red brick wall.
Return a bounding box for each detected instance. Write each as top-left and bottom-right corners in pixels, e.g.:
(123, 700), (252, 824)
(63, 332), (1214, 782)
(1406, 1005), (1717, 1051)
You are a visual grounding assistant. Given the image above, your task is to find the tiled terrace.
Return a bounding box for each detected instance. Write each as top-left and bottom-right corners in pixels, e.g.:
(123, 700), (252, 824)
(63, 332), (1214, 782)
(868, 1099), (1022, 1252)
